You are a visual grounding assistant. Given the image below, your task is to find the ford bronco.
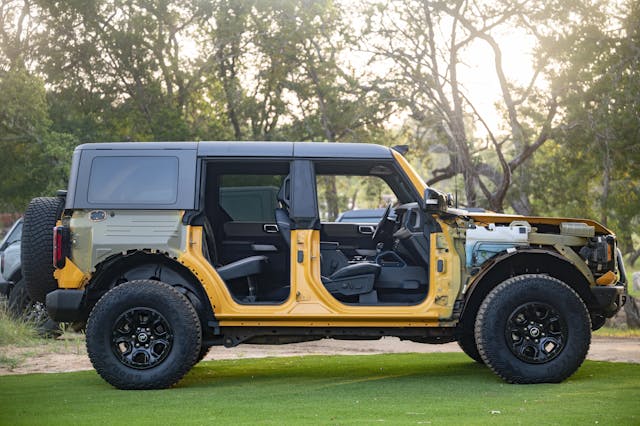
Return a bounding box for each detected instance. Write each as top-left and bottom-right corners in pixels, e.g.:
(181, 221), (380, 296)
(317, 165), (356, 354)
(22, 141), (627, 389)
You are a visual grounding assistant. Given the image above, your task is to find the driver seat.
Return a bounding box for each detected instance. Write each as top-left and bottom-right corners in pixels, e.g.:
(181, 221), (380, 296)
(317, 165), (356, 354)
(275, 179), (380, 303)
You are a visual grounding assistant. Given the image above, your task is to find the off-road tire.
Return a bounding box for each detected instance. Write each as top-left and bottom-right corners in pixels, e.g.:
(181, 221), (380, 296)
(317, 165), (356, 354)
(8, 279), (31, 318)
(21, 196), (65, 303)
(456, 327), (484, 364)
(86, 280), (202, 390)
(8, 279), (62, 338)
(475, 274), (591, 384)
(195, 346), (210, 365)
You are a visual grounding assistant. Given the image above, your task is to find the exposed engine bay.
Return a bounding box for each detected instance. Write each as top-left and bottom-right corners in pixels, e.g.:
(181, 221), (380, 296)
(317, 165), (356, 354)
(463, 218), (618, 282)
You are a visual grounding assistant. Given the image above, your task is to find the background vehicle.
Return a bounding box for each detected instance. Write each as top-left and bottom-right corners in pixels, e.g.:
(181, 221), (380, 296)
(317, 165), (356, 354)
(26, 141), (627, 389)
(0, 218), (22, 298)
(1, 218), (60, 335)
(336, 208), (392, 223)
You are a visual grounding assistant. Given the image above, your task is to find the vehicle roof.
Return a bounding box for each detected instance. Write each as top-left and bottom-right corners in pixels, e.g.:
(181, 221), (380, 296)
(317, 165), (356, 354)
(74, 141), (394, 159)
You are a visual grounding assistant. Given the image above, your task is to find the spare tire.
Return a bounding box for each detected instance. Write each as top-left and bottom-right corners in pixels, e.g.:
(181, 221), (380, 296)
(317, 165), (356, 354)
(21, 196), (65, 303)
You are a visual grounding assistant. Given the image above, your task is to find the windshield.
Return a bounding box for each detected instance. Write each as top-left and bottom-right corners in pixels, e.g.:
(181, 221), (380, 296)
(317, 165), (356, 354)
(1, 220), (22, 246)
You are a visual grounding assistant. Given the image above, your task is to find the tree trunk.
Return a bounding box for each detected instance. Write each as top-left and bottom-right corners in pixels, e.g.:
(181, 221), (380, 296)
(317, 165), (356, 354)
(321, 175), (339, 221)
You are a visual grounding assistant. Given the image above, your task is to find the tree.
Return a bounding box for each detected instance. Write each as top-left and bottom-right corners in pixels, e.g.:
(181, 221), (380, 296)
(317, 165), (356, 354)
(531, 0), (640, 263)
(0, 68), (76, 210)
(363, 0), (602, 213)
(37, 0), (230, 142)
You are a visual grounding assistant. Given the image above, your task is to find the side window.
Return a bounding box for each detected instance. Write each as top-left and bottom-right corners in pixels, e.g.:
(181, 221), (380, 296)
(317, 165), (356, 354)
(316, 175), (398, 223)
(88, 156), (179, 204)
(219, 175), (284, 222)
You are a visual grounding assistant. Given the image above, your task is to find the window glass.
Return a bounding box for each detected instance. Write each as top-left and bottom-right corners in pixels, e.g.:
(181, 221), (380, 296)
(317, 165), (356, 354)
(4, 221), (22, 245)
(88, 156), (178, 204)
(220, 175), (284, 222)
(316, 175), (397, 222)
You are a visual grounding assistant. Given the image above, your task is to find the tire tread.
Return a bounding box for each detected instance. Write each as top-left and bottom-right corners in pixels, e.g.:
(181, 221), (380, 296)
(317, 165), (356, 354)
(475, 274), (591, 384)
(21, 197), (65, 303)
(86, 280), (201, 390)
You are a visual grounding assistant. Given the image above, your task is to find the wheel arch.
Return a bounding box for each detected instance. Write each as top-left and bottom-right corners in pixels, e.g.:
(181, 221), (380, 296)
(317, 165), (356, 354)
(461, 249), (597, 330)
(87, 251), (217, 334)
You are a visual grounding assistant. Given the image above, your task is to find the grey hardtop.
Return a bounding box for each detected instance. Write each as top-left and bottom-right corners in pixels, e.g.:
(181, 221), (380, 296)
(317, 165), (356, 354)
(68, 141), (394, 210)
(75, 142), (198, 151)
(75, 141), (394, 159)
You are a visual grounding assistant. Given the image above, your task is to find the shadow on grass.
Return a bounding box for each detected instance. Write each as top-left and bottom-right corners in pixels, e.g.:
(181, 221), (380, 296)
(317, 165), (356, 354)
(181, 353), (496, 389)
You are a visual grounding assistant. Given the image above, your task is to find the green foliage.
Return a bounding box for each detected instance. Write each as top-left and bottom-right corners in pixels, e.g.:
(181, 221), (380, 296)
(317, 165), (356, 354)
(0, 68), (49, 140)
(0, 69), (76, 210)
(530, 0), (640, 260)
(0, 302), (38, 346)
(0, 354), (639, 425)
(0, 0), (636, 242)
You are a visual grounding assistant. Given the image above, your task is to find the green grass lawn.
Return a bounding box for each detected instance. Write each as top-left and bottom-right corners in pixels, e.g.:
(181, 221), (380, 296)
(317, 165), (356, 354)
(1, 353), (638, 425)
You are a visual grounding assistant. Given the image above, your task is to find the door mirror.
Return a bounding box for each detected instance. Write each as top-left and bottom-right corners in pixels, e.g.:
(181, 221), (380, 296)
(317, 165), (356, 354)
(424, 188), (447, 212)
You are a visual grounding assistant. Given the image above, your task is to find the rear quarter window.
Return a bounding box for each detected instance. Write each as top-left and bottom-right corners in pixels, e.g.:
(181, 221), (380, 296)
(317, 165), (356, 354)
(88, 156), (179, 204)
(70, 148), (197, 210)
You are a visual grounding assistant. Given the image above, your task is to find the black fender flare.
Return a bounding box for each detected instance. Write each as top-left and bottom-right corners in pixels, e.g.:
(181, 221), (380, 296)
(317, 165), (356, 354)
(462, 248), (596, 321)
(87, 251), (218, 335)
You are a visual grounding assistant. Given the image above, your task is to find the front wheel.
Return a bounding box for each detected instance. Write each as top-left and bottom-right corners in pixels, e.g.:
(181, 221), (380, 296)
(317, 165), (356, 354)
(475, 274), (591, 384)
(456, 331), (483, 364)
(86, 280), (202, 389)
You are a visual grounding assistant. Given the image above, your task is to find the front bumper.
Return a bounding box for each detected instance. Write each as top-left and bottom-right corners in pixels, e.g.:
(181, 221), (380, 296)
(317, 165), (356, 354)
(0, 278), (13, 297)
(591, 285), (626, 317)
(589, 248), (629, 321)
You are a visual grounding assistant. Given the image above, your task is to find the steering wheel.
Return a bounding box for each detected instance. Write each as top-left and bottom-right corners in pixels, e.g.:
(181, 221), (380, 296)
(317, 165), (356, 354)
(371, 203), (392, 243)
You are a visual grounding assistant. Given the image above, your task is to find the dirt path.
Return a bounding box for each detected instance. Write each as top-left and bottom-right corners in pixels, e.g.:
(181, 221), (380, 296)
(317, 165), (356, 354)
(1, 336), (638, 376)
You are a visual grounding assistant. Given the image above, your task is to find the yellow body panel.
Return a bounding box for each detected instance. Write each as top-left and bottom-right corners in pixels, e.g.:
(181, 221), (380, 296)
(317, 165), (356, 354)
(392, 150), (427, 194)
(53, 258), (90, 289)
(176, 226), (452, 327)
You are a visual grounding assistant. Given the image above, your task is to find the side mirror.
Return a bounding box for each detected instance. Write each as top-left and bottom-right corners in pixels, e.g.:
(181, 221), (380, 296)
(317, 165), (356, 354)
(424, 188), (447, 212)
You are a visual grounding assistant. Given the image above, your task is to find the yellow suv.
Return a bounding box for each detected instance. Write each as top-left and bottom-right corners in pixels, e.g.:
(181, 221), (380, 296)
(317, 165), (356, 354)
(22, 142), (627, 389)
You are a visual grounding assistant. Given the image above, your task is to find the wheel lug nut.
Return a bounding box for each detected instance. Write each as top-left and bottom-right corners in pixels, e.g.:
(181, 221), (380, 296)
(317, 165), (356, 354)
(135, 343), (139, 347)
(145, 344), (149, 348)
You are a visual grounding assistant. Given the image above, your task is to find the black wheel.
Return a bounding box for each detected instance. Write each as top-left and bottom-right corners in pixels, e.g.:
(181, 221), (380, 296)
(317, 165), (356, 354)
(8, 279), (62, 338)
(86, 280), (202, 389)
(21, 196), (65, 303)
(475, 274), (591, 384)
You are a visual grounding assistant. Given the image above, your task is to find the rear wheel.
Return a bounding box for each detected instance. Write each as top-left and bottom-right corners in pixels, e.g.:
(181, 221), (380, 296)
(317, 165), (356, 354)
(475, 274), (591, 384)
(21, 197), (65, 303)
(86, 280), (202, 389)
